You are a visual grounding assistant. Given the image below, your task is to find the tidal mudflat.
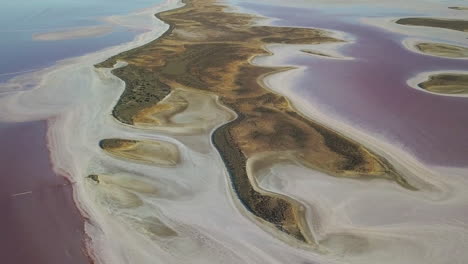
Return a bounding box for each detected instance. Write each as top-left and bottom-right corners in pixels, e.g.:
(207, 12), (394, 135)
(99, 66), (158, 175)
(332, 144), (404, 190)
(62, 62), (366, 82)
(1, 0), (468, 263)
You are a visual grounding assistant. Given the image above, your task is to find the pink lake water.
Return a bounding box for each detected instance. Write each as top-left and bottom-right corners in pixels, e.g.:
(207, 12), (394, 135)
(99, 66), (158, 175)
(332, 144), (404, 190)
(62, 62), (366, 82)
(0, 0), (166, 262)
(241, 2), (468, 167)
(0, 121), (90, 264)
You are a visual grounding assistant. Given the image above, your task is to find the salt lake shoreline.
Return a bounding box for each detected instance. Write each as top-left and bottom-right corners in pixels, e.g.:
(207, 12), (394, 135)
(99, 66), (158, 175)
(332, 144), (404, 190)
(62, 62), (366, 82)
(1, 0), (467, 263)
(89, 0), (468, 262)
(0, 0), (183, 263)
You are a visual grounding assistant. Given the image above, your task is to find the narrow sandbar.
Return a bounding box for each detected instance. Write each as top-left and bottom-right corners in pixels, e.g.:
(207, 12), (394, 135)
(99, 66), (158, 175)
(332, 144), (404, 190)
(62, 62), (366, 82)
(33, 25), (114, 41)
(448, 7), (468, 11)
(301, 49), (334, 58)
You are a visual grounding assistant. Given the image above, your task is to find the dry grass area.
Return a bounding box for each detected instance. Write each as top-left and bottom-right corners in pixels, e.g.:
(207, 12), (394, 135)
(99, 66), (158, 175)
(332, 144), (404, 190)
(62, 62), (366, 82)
(96, 0), (413, 244)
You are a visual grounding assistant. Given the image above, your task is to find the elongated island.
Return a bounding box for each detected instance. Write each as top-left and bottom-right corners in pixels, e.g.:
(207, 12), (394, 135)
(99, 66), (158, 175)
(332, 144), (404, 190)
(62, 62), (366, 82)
(94, 0), (414, 245)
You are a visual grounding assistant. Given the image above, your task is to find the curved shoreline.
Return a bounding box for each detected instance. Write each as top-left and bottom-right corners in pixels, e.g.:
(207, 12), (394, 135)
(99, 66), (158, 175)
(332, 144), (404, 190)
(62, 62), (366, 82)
(60, 1), (468, 263)
(0, 2), (184, 263)
(2, 0), (468, 263)
(0, 0), (183, 263)
(0, 121), (92, 264)
(0, 0), (181, 122)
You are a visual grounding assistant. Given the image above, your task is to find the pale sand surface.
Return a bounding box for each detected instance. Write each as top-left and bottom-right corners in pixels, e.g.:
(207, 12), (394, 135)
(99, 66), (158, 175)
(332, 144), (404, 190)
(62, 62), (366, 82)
(133, 88), (236, 134)
(0, 0), (468, 263)
(32, 25), (114, 41)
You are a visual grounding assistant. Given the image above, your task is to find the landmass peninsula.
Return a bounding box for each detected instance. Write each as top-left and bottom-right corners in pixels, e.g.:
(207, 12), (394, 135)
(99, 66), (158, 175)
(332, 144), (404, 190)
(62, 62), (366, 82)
(96, 0), (415, 245)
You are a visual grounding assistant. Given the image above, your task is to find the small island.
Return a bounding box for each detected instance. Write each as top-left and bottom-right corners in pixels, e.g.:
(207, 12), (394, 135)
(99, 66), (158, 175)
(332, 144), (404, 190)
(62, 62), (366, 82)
(418, 73), (468, 94)
(396, 17), (468, 32)
(414, 42), (468, 58)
